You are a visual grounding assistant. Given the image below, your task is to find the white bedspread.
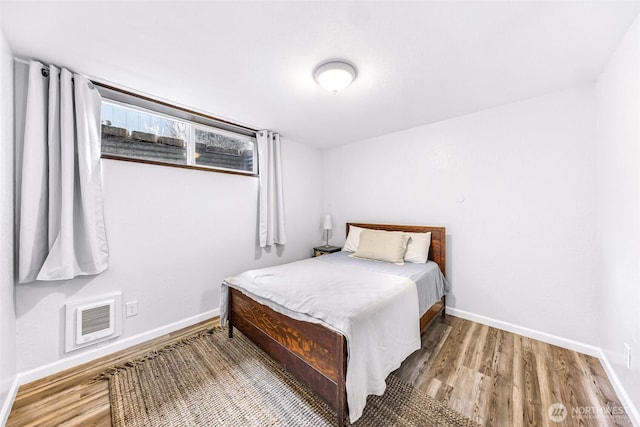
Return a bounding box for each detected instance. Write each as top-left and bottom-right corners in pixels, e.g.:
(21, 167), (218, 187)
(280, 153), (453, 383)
(220, 257), (421, 423)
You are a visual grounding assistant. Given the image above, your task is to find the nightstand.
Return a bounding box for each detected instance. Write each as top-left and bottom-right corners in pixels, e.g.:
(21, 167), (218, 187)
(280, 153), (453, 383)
(313, 245), (341, 257)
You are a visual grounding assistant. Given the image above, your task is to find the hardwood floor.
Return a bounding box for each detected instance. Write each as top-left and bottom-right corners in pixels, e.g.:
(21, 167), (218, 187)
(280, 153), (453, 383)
(394, 316), (632, 427)
(7, 318), (219, 427)
(7, 315), (632, 426)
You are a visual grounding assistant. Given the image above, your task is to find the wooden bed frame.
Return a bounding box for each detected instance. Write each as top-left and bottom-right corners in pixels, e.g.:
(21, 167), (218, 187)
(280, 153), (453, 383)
(227, 223), (446, 426)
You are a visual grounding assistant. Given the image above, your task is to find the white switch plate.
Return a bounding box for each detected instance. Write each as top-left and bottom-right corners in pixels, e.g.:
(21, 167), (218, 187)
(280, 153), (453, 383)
(125, 301), (138, 317)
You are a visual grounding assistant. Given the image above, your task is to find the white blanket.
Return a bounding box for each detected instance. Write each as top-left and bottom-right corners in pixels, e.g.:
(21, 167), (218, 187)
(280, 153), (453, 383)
(220, 257), (421, 423)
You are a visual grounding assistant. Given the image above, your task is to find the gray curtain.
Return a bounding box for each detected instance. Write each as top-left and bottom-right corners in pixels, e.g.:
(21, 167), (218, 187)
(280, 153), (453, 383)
(257, 130), (286, 247)
(19, 60), (108, 283)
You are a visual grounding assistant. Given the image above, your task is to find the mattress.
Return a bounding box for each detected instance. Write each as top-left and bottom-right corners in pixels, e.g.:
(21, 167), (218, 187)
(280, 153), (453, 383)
(316, 250), (448, 316)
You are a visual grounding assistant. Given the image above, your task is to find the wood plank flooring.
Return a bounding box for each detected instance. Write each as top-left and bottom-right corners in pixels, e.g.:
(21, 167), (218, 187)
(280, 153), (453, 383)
(7, 315), (632, 426)
(7, 318), (219, 427)
(393, 316), (632, 427)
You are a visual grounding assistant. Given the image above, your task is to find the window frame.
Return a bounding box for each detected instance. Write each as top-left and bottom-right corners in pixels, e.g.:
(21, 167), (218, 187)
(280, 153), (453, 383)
(95, 82), (259, 177)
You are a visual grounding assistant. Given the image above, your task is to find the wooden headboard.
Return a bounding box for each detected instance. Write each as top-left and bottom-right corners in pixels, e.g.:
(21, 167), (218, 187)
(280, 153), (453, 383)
(346, 223), (446, 276)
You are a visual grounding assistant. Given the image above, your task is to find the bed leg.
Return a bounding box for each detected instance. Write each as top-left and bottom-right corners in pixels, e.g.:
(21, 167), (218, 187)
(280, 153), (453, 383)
(441, 296), (446, 319)
(228, 292), (233, 338)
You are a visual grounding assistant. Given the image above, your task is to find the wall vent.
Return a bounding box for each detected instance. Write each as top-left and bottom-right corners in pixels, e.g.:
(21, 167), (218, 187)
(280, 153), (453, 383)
(65, 293), (122, 353)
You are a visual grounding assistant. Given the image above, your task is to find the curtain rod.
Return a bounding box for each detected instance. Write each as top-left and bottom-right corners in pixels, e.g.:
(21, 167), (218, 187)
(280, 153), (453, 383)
(93, 81), (260, 135)
(15, 57), (52, 77)
(13, 56), (262, 135)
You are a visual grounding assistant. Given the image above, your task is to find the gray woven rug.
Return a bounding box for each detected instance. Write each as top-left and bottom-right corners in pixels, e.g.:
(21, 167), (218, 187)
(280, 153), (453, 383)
(102, 327), (480, 427)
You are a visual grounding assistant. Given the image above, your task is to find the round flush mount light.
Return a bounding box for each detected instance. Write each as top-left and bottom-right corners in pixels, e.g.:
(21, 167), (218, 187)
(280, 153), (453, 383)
(313, 60), (357, 94)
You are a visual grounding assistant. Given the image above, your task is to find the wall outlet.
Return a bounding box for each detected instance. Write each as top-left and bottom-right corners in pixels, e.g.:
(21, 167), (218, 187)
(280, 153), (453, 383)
(125, 300), (138, 317)
(624, 343), (631, 369)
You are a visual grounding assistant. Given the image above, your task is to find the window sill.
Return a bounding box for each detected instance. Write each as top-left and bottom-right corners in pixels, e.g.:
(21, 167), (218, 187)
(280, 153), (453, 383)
(101, 154), (259, 177)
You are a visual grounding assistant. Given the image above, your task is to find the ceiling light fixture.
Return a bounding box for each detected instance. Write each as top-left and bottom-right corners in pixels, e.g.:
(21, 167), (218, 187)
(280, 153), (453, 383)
(313, 60), (357, 94)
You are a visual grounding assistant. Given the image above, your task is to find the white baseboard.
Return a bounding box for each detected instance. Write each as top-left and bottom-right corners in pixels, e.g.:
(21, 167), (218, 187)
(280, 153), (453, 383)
(17, 308), (219, 386)
(445, 307), (600, 357)
(0, 375), (20, 427)
(598, 348), (640, 427)
(446, 307), (639, 426)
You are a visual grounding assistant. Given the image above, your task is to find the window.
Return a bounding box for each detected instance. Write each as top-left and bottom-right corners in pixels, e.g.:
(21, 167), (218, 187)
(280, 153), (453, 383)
(97, 84), (257, 176)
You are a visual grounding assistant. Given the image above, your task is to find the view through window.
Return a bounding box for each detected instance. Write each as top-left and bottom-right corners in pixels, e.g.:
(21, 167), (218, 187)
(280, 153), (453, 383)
(100, 97), (257, 175)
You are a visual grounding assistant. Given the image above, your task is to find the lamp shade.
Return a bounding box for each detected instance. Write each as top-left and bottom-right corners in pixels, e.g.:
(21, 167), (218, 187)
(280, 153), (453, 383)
(322, 215), (333, 230)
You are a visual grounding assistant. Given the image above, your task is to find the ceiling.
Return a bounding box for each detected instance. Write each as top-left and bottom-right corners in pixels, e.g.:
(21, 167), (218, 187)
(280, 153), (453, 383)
(1, 1), (639, 148)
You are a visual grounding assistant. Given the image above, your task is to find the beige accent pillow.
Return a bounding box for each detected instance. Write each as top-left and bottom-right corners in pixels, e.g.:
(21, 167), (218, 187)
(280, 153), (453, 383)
(352, 229), (410, 265)
(404, 232), (432, 263)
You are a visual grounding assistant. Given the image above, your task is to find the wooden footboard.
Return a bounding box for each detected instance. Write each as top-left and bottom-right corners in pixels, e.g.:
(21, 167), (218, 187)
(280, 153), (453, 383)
(228, 287), (347, 423)
(228, 288), (445, 426)
(227, 223), (446, 426)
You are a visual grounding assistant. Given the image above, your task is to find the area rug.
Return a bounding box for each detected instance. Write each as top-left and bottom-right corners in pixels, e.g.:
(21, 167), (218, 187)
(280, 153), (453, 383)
(100, 327), (480, 427)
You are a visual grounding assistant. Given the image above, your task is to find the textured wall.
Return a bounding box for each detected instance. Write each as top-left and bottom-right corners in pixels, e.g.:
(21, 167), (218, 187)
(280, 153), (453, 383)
(595, 13), (640, 422)
(322, 86), (600, 347)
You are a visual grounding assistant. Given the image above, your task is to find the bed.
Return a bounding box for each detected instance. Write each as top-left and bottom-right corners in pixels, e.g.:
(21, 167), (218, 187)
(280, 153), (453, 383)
(221, 223), (447, 426)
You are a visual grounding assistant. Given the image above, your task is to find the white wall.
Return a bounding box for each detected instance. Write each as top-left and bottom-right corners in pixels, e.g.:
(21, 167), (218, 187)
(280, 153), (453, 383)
(0, 28), (17, 422)
(322, 86), (600, 348)
(595, 13), (640, 420)
(13, 62), (323, 375)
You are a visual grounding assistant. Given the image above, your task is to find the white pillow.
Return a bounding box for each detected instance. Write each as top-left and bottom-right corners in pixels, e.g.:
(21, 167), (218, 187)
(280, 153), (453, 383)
(352, 229), (409, 265)
(343, 225), (365, 252)
(404, 232), (432, 263)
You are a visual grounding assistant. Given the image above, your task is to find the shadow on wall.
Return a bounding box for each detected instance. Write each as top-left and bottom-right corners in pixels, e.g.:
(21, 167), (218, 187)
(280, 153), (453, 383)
(444, 233), (456, 308)
(254, 244), (285, 261)
(200, 288), (218, 315)
(15, 275), (96, 317)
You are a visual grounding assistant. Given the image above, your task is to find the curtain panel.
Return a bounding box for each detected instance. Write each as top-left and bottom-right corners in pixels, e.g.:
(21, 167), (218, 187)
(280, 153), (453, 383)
(18, 60), (108, 283)
(257, 130), (286, 247)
